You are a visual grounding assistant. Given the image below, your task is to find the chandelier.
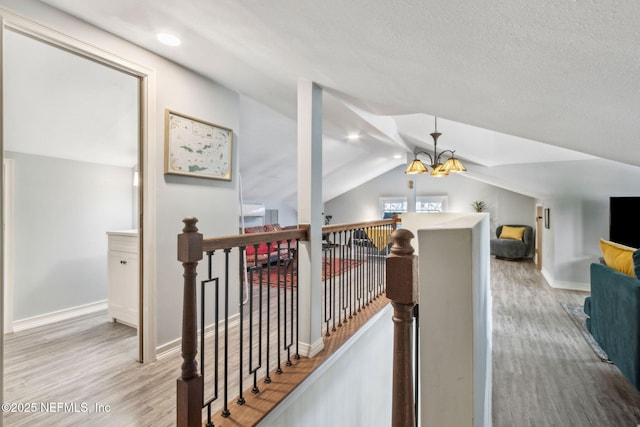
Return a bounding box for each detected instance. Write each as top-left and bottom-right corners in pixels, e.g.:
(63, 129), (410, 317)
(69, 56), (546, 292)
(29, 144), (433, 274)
(404, 117), (467, 177)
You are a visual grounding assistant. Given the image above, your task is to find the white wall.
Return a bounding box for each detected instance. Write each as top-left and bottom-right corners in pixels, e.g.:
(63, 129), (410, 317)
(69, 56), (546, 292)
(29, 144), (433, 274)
(259, 305), (394, 427)
(154, 64), (240, 347)
(540, 196), (609, 290)
(5, 152), (132, 320)
(465, 159), (640, 288)
(325, 159), (620, 292)
(265, 201), (298, 227)
(325, 165), (535, 233)
(0, 0), (241, 348)
(402, 213), (492, 427)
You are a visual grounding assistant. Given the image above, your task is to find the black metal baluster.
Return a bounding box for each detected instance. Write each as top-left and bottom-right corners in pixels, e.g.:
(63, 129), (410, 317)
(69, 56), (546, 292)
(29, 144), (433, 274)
(367, 226), (373, 305)
(354, 228), (359, 315)
(248, 244), (262, 395)
(378, 226), (382, 296)
(288, 239), (295, 366)
(331, 232), (337, 332)
(383, 224), (389, 294)
(349, 229), (355, 319)
(337, 231), (344, 328)
(283, 240), (289, 366)
(221, 248), (231, 417)
(360, 226), (364, 310)
(383, 224), (390, 295)
(265, 241), (274, 385)
(237, 246), (251, 406)
(373, 226), (379, 299)
(324, 242), (331, 337)
(276, 240), (283, 375)
(376, 225), (380, 297)
(294, 238), (300, 360)
(200, 253), (208, 423)
(358, 227), (364, 313)
(377, 226), (383, 296)
(371, 225), (378, 302)
(201, 251), (215, 426)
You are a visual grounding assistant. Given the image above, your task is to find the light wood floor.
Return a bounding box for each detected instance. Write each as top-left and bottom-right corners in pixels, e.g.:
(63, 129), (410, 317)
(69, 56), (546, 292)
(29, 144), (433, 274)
(491, 257), (640, 426)
(4, 258), (640, 426)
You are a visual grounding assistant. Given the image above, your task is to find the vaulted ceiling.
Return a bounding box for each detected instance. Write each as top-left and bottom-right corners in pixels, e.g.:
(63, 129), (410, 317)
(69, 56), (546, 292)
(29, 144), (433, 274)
(30, 0), (640, 201)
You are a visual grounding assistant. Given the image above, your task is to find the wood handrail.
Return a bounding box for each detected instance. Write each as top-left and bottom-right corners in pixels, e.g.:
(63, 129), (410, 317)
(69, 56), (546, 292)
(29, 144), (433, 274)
(200, 216), (400, 252)
(322, 216), (400, 235)
(202, 225), (309, 252)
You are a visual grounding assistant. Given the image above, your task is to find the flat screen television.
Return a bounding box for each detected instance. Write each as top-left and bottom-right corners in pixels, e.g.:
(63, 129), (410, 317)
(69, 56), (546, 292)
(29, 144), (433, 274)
(610, 197), (640, 248)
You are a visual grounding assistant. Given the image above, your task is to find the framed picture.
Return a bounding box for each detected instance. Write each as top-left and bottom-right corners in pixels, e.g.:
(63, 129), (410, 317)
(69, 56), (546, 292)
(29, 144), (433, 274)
(544, 208), (550, 229)
(164, 109), (233, 180)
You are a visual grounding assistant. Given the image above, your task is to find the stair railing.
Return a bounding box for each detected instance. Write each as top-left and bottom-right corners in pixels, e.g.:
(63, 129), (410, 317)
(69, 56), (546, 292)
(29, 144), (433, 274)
(176, 215), (400, 426)
(176, 217), (308, 426)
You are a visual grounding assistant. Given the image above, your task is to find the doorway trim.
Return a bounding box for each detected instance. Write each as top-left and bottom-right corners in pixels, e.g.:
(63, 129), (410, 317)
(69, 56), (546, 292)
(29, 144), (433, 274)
(2, 159), (14, 334)
(536, 205), (543, 271)
(0, 10), (158, 364)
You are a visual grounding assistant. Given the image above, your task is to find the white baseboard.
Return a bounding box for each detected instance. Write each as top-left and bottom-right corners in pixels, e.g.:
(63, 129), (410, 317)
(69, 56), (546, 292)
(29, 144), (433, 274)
(298, 337), (325, 358)
(11, 300), (108, 333)
(541, 268), (590, 292)
(156, 313), (240, 360)
(541, 267), (553, 286)
(156, 337), (182, 360)
(548, 280), (590, 292)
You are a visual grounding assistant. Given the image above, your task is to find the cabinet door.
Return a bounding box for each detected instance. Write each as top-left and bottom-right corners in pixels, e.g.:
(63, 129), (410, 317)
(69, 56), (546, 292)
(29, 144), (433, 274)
(108, 251), (138, 327)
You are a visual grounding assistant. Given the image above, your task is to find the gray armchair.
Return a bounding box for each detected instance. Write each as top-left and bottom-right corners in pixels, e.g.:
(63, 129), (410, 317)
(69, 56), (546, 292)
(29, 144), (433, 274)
(490, 225), (534, 260)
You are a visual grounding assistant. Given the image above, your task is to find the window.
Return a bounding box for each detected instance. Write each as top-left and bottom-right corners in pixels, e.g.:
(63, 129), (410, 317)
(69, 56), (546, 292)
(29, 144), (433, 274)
(380, 196), (448, 218)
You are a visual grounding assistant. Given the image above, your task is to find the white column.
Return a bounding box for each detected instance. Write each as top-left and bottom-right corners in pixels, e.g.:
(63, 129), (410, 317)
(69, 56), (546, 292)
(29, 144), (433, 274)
(297, 79), (324, 357)
(407, 153), (417, 213)
(415, 215), (492, 427)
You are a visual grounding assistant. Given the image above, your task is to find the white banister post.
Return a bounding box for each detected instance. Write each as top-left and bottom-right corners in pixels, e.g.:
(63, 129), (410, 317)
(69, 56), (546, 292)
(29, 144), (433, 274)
(297, 79), (324, 357)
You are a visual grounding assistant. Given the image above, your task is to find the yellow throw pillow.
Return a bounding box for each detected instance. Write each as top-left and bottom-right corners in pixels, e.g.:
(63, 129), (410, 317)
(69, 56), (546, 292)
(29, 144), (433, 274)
(599, 238), (637, 277)
(499, 226), (526, 240)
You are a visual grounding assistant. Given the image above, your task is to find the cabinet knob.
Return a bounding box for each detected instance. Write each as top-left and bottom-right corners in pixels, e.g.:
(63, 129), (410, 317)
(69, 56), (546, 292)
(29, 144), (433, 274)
(121, 260), (127, 265)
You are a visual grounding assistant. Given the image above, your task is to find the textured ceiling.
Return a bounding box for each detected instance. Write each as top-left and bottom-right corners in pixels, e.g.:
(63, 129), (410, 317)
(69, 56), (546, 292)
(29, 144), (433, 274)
(24, 0), (640, 201)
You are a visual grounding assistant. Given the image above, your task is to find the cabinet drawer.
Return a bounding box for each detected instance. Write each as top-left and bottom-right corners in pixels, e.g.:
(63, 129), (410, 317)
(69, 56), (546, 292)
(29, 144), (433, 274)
(108, 235), (139, 253)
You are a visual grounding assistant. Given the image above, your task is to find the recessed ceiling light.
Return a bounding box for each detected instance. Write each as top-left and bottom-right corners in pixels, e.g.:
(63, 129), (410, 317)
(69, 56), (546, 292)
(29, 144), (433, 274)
(157, 33), (181, 47)
(347, 133), (360, 141)
(393, 154), (403, 159)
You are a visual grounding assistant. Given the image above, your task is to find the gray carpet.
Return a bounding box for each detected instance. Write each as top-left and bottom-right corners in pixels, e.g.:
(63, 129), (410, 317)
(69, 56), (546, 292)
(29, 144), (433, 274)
(561, 302), (610, 363)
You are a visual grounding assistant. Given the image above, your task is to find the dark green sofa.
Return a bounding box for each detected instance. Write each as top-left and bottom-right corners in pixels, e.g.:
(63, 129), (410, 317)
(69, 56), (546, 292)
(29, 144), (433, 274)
(584, 262), (640, 390)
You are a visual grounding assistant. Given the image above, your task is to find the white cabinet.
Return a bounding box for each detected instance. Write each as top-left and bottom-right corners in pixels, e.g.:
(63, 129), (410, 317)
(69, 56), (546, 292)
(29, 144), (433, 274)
(107, 230), (139, 328)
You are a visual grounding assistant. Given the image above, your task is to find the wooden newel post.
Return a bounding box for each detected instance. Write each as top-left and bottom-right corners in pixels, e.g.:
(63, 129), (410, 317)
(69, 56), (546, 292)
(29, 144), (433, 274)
(386, 228), (417, 427)
(177, 217), (204, 427)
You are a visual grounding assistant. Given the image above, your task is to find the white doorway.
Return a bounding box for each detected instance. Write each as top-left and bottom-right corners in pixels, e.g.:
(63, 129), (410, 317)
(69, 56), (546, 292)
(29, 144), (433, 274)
(3, 28), (140, 341)
(536, 205), (543, 270)
(0, 20), (158, 368)
(0, 14), (159, 419)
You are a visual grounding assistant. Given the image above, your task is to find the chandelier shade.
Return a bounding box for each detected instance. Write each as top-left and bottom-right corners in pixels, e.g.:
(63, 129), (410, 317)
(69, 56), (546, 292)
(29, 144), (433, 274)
(405, 158), (429, 174)
(404, 117), (466, 176)
(430, 163), (448, 177)
(442, 156), (467, 173)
